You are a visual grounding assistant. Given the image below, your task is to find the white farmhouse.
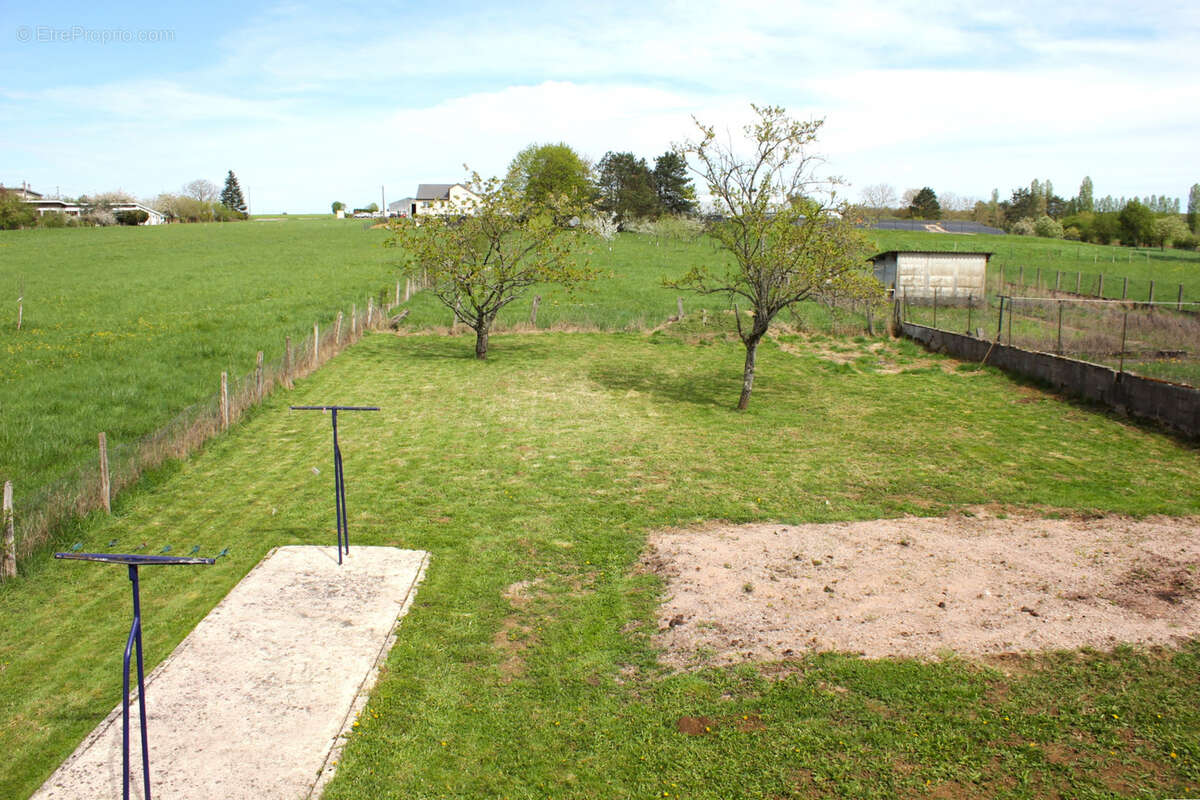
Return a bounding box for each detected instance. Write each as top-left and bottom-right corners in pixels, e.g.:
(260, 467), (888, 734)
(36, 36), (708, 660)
(408, 183), (481, 217)
(870, 250), (991, 301)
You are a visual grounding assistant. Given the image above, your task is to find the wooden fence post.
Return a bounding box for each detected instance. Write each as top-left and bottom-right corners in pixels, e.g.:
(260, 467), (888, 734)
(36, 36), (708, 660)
(351, 304), (357, 337)
(1178, 284), (1184, 311)
(1018, 265), (1024, 286)
(1034, 267), (1041, 290)
(395, 280), (401, 307)
(220, 372), (230, 430)
(1076, 272), (1082, 293)
(530, 295), (541, 326)
(1149, 280), (1155, 304)
(334, 311), (343, 345)
(16, 299), (22, 331)
(2, 481), (14, 579)
(98, 432), (111, 514)
(1122, 276), (1128, 299)
(676, 296), (684, 320)
(1097, 274), (1104, 298)
(313, 322), (319, 365)
(256, 351), (264, 401)
(404, 278), (412, 302)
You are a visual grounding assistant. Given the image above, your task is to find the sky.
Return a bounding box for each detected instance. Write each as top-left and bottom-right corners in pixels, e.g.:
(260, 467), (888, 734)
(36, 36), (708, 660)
(2, 1), (1197, 214)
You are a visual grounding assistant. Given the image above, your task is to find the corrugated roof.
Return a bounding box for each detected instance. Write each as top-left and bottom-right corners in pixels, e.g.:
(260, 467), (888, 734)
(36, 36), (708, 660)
(869, 250), (994, 261)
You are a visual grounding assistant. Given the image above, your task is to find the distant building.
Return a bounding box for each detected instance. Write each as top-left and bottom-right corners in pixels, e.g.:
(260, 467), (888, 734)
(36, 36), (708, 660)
(0, 182), (43, 200)
(23, 198), (166, 225)
(409, 183), (481, 217)
(870, 250), (991, 301)
(387, 197), (415, 217)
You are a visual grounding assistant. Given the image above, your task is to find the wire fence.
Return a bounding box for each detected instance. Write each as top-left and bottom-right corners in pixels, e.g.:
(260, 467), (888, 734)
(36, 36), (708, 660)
(3, 288), (407, 575)
(901, 289), (1200, 387)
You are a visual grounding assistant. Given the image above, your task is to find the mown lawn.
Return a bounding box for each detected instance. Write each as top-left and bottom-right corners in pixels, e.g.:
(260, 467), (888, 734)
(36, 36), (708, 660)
(2, 329), (1197, 799)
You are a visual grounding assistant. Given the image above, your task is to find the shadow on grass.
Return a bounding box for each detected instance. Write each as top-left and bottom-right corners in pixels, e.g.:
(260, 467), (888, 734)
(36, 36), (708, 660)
(587, 360), (740, 410)
(362, 333), (570, 365)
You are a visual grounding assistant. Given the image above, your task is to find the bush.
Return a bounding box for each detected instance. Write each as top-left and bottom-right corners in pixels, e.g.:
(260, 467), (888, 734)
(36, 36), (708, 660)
(1010, 217), (1036, 236)
(115, 209), (150, 226)
(37, 212), (72, 228)
(82, 209), (117, 226)
(1034, 215), (1064, 239)
(1172, 232), (1198, 251)
(1064, 226), (1082, 241)
(0, 191), (37, 229)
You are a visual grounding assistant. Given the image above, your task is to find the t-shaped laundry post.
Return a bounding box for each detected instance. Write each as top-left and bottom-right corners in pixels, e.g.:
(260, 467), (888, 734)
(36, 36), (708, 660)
(290, 406), (380, 564)
(54, 552), (214, 800)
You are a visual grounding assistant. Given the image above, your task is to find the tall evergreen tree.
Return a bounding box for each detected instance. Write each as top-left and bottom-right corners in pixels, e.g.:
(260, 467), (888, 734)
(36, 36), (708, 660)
(652, 151), (696, 215)
(596, 152), (659, 226)
(908, 187), (941, 219)
(1077, 176), (1094, 212)
(220, 170), (247, 215)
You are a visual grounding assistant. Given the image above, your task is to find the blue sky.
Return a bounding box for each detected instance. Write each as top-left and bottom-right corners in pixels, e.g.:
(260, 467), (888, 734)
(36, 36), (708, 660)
(3, 1), (1197, 213)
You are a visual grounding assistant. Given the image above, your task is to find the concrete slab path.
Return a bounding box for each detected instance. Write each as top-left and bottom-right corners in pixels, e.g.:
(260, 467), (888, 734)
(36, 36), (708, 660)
(33, 545), (429, 800)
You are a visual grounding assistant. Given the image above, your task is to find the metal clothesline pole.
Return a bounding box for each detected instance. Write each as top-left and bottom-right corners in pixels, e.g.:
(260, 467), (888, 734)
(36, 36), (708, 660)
(55, 552), (214, 800)
(290, 406), (380, 564)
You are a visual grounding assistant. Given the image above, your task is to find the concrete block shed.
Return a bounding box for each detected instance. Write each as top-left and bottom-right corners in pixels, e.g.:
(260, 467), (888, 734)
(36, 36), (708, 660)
(870, 250), (991, 301)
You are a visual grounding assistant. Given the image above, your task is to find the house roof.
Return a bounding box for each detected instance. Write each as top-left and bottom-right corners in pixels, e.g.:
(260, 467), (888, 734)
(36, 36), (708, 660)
(869, 250), (993, 262)
(415, 183), (459, 200)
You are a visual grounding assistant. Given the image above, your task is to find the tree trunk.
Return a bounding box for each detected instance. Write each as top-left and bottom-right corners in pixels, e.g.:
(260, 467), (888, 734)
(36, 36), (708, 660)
(737, 335), (762, 410)
(474, 325), (489, 359)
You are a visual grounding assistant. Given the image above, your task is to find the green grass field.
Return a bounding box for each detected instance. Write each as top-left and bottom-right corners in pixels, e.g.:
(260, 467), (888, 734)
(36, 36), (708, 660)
(2, 329), (1198, 799)
(0, 217), (399, 514)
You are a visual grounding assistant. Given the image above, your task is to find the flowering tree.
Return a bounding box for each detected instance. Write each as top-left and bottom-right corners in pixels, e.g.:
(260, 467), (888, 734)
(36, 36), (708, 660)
(671, 105), (875, 410)
(386, 173), (595, 359)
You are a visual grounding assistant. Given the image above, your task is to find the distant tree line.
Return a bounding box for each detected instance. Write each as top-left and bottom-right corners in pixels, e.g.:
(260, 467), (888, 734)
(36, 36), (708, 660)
(857, 177), (1199, 250)
(0, 171), (248, 230)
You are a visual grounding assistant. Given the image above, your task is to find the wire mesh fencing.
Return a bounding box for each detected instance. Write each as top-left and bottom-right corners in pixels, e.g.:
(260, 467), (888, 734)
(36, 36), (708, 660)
(5, 292), (398, 570)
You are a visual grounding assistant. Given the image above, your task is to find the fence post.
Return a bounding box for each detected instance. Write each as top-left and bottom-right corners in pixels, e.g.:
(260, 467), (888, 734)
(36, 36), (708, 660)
(313, 322), (319, 365)
(676, 296), (684, 320)
(1035, 267), (1041, 289)
(351, 304), (357, 337)
(334, 311), (343, 345)
(1178, 284), (1184, 312)
(98, 432), (111, 514)
(932, 287), (939, 328)
(995, 296), (1005, 342)
(1148, 280), (1155, 304)
(1076, 272), (1082, 293)
(284, 336), (293, 388)
(1118, 311), (1128, 375)
(220, 372), (229, 430)
(256, 351), (264, 401)
(1006, 298), (1013, 345)
(1018, 265), (1024, 286)
(395, 280), (401, 307)
(1122, 276), (1128, 300)
(966, 294), (972, 335)
(1055, 271), (1061, 292)
(866, 301), (874, 336)
(16, 299), (22, 331)
(1056, 302), (1063, 355)
(367, 297), (375, 328)
(1097, 273), (1104, 298)
(530, 294), (541, 326)
(2, 481), (14, 579)
(404, 277), (411, 302)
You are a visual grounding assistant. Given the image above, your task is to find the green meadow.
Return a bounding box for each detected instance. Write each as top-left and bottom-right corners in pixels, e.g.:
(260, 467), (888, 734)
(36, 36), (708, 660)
(2, 328), (1199, 799)
(2, 221), (1200, 798)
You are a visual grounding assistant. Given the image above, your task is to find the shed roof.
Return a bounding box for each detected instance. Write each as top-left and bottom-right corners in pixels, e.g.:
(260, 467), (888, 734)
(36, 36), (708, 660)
(869, 250), (993, 262)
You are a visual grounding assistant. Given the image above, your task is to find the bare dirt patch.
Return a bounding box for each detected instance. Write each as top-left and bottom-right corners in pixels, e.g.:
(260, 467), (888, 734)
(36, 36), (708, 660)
(643, 513), (1199, 667)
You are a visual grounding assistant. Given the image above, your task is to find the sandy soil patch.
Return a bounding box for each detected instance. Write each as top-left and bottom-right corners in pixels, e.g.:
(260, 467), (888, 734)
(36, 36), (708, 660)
(643, 513), (1199, 666)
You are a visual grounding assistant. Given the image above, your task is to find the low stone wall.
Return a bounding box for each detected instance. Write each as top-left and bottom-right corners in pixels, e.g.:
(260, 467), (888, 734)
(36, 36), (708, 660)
(902, 322), (1200, 439)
